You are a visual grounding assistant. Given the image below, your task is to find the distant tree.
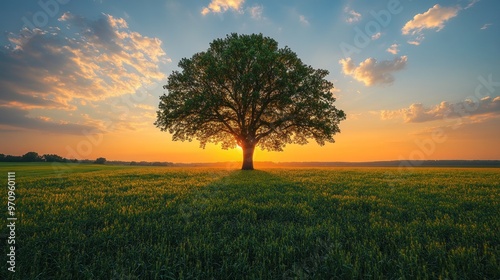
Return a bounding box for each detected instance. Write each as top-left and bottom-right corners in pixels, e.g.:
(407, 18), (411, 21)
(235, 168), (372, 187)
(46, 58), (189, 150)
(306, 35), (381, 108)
(94, 157), (106, 164)
(0, 154), (5, 161)
(43, 154), (65, 162)
(155, 33), (346, 170)
(5, 155), (22, 162)
(22, 152), (42, 162)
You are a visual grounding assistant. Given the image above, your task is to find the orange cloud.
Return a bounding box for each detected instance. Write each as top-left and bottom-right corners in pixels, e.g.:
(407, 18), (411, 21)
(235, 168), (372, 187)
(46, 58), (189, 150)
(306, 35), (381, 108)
(402, 4), (459, 35)
(339, 56), (407, 86)
(386, 44), (399, 54)
(201, 0), (245, 15)
(381, 96), (500, 123)
(3, 13), (167, 108)
(0, 13), (168, 133)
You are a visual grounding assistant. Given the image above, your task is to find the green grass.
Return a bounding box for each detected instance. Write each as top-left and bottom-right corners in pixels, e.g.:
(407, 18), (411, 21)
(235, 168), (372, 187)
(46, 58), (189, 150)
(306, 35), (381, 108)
(1, 163), (499, 279)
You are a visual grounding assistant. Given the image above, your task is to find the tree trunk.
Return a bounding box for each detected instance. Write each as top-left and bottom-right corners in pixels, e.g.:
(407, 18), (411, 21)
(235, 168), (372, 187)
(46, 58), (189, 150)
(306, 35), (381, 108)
(241, 144), (255, 170)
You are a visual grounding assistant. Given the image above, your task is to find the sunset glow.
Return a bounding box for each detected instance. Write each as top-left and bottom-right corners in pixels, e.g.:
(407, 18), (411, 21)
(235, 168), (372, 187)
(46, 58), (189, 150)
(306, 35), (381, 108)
(1, 1), (499, 163)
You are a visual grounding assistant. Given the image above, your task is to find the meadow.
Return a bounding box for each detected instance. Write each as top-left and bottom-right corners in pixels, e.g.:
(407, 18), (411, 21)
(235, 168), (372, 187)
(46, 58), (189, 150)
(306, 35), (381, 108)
(1, 163), (499, 279)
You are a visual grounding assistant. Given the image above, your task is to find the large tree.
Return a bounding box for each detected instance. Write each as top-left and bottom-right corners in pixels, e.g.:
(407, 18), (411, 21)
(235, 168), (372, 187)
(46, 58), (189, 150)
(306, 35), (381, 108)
(155, 33), (345, 170)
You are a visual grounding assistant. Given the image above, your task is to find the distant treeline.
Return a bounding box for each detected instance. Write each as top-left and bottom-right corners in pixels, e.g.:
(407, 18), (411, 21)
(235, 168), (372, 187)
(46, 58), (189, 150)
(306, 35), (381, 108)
(1, 152), (497, 167)
(0, 152), (174, 166)
(0, 151), (107, 164)
(277, 160), (500, 168)
(0, 152), (75, 163)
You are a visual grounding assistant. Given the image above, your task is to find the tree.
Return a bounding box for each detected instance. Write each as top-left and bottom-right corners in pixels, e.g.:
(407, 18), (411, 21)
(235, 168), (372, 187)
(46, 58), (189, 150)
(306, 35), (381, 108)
(155, 33), (346, 170)
(22, 151), (41, 162)
(43, 154), (65, 162)
(94, 157), (106, 164)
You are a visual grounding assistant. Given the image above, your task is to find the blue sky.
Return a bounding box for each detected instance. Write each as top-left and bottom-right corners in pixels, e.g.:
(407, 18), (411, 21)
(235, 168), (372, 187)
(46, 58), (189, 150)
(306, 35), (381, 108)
(0, 0), (499, 162)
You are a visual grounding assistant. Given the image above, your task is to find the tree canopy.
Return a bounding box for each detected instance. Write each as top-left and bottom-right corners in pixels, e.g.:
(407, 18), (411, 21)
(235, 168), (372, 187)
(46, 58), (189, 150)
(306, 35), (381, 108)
(94, 157), (107, 164)
(155, 33), (345, 170)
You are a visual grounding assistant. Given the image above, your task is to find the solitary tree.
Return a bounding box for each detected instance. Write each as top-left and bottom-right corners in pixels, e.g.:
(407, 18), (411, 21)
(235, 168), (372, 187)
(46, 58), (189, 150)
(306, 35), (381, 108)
(155, 33), (345, 170)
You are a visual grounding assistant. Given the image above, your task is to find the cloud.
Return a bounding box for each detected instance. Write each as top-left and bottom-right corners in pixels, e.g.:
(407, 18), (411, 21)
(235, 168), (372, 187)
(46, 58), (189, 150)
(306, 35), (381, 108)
(248, 5), (263, 20)
(464, 0), (480, 10)
(371, 32), (382, 40)
(402, 4), (459, 44)
(386, 44), (399, 54)
(402, 4), (460, 35)
(402, 2), (480, 43)
(0, 107), (98, 134)
(380, 96), (500, 123)
(0, 13), (168, 133)
(201, 0), (245, 15)
(299, 15), (309, 25)
(346, 112), (362, 121)
(345, 8), (361, 24)
(339, 56), (408, 86)
(480, 23), (492, 30)
(407, 34), (424, 46)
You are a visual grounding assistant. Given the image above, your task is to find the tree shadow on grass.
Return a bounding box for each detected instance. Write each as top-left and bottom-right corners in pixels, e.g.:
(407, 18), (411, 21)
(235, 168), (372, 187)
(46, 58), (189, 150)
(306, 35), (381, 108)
(172, 169), (319, 227)
(158, 170), (350, 278)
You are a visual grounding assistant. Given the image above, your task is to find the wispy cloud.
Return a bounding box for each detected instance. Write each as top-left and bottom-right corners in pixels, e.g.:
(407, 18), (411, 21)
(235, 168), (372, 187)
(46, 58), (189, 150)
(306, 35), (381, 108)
(248, 5), (263, 20)
(407, 34), (424, 46)
(299, 15), (309, 26)
(339, 56), (408, 86)
(201, 0), (245, 15)
(480, 23), (492, 30)
(464, 0), (480, 10)
(345, 8), (361, 24)
(371, 32), (382, 40)
(0, 13), (168, 133)
(0, 107), (98, 134)
(380, 96), (500, 123)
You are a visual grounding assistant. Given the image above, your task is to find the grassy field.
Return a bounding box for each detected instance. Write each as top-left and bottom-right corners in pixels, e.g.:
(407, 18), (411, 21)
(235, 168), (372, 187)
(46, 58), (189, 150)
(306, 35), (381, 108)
(1, 163), (499, 279)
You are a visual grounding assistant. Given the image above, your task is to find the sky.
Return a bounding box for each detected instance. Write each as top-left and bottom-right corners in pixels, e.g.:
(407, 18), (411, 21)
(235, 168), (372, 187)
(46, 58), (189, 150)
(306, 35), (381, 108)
(0, 0), (499, 163)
